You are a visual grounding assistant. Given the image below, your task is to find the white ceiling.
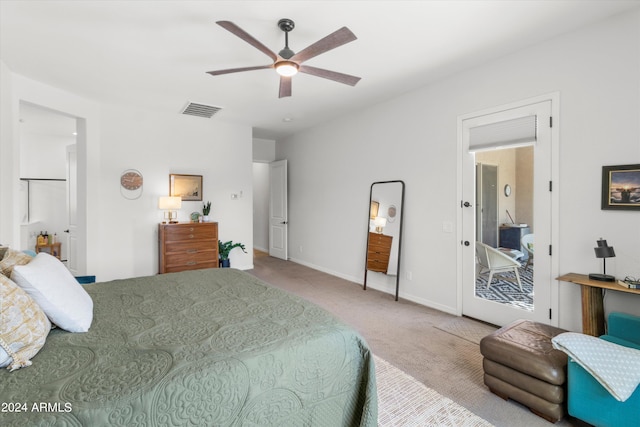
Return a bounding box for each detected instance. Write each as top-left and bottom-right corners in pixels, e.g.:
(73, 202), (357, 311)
(2, 1), (639, 140)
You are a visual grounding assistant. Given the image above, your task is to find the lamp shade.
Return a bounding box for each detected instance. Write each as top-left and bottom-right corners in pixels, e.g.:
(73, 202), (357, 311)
(594, 239), (615, 258)
(374, 216), (387, 228)
(158, 196), (182, 210)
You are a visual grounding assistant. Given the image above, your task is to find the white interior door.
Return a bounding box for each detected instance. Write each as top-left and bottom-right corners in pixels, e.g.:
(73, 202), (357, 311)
(460, 99), (555, 326)
(269, 159), (288, 260)
(66, 144), (78, 275)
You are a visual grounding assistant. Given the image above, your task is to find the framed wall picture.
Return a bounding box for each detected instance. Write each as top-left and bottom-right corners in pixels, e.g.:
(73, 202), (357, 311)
(370, 201), (379, 219)
(601, 164), (640, 210)
(170, 174), (203, 201)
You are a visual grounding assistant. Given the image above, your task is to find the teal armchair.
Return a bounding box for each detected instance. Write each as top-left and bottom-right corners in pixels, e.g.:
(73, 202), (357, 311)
(555, 312), (640, 427)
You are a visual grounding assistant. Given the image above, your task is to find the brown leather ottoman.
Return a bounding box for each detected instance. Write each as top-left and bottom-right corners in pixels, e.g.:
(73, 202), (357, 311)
(480, 319), (568, 423)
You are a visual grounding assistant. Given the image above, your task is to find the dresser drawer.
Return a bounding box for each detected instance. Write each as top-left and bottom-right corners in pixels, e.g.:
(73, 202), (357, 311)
(368, 243), (391, 256)
(369, 233), (392, 246)
(164, 251), (216, 267)
(367, 258), (390, 273)
(163, 260), (218, 274)
(164, 225), (217, 242)
(165, 241), (216, 254)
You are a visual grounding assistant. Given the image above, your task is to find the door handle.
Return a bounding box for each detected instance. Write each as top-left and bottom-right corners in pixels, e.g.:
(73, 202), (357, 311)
(463, 241), (470, 246)
(280, 221), (288, 225)
(462, 201), (472, 208)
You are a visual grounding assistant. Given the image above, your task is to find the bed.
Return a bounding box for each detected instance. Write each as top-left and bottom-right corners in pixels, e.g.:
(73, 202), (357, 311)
(0, 267), (377, 426)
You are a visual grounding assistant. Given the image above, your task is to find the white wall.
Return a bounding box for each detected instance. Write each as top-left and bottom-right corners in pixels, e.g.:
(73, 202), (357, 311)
(1, 68), (254, 281)
(98, 105), (254, 279)
(277, 10), (640, 331)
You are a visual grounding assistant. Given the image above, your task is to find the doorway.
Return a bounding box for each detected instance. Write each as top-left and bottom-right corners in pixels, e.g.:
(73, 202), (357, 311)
(476, 163), (499, 247)
(459, 96), (559, 327)
(18, 103), (75, 263)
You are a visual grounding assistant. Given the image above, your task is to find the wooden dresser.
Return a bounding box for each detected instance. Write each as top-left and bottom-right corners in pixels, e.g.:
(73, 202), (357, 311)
(158, 222), (218, 274)
(366, 232), (393, 274)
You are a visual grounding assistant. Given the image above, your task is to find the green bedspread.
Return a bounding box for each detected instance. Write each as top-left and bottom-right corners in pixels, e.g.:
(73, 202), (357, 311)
(0, 268), (377, 426)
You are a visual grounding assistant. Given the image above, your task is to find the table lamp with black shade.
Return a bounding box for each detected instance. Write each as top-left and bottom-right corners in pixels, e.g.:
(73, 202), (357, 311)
(588, 238), (616, 282)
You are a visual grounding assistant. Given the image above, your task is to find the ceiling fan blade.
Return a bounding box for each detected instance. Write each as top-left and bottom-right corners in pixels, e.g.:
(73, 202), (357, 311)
(279, 76), (292, 98)
(207, 64), (273, 76)
(216, 21), (278, 62)
(291, 27), (357, 64)
(299, 65), (361, 86)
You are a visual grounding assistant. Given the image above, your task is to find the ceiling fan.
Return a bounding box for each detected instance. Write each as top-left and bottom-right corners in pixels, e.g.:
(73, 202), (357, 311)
(207, 19), (361, 98)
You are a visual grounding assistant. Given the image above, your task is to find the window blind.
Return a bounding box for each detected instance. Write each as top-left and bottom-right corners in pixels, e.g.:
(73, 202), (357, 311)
(468, 115), (537, 152)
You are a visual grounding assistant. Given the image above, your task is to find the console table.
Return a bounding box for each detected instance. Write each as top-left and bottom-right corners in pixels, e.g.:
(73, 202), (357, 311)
(557, 273), (640, 336)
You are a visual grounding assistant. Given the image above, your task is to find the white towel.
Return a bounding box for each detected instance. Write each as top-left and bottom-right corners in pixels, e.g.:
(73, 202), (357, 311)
(552, 332), (640, 402)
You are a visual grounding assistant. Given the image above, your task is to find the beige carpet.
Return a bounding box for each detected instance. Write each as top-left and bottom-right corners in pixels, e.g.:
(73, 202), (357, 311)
(434, 317), (498, 345)
(376, 355), (494, 427)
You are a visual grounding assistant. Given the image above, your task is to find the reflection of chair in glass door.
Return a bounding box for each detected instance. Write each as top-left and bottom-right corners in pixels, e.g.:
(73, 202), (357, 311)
(521, 233), (534, 270)
(475, 241), (522, 291)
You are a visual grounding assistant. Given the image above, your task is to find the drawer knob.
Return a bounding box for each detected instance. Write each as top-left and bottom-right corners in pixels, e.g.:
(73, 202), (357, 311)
(186, 249), (197, 254)
(189, 227), (194, 231)
(186, 261), (196, 266)
(189, 234), (194, 239)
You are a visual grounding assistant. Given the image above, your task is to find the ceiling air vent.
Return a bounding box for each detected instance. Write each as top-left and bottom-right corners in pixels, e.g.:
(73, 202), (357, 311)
(181, 102), (222, 119)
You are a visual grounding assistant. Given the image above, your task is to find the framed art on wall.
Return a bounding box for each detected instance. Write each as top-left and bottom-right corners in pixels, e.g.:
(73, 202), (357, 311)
(170, 174), (203, 201)
(601, 164), (640, 210)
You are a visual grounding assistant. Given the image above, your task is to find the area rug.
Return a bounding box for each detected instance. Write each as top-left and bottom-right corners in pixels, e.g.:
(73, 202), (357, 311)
(375, 355), (494, 426)
(475, 262), (534, 311)
(434, 317), (498, 345)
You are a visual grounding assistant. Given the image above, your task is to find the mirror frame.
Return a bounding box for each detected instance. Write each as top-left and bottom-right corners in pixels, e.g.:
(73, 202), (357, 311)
(363, 180), (405, 301)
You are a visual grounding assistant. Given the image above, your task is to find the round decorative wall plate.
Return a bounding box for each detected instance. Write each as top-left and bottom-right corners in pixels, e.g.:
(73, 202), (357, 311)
(120, 169), (143, 199)
(387, 205), (397, 222)
(504, 184), (512, 197)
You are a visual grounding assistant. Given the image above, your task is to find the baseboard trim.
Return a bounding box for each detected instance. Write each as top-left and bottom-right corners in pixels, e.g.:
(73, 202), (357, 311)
(287, 257), (457, 316)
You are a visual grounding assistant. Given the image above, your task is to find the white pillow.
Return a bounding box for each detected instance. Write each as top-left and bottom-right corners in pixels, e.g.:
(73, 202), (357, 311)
(11, 253), (93, 333)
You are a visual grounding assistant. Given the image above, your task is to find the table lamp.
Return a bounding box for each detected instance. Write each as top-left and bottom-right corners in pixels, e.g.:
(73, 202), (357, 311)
(588, 238), (616, 282)
(374, 216), (387, 233)
(159, 196), (182, 224)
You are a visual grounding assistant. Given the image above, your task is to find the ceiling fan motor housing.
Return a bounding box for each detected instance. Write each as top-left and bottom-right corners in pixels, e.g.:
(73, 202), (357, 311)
(277, 18), (295, 33)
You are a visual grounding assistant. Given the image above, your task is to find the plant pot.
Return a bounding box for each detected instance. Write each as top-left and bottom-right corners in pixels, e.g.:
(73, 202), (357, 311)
(202, 215), (211, 222)
(220, 259), (230, 268)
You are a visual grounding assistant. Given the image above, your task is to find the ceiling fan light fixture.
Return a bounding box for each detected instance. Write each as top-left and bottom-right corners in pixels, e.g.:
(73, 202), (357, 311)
(275, 61), (299, 77)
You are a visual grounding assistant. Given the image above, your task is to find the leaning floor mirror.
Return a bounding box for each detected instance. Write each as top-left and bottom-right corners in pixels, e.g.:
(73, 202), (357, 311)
(363, 180), (405, 301)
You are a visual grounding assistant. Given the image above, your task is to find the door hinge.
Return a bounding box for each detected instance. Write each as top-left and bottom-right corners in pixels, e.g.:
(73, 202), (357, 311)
(549, 245), (552, 256)
(549, 181), (552, 192)
(549, 116), (553, 128)
(549, 308), (552, 320)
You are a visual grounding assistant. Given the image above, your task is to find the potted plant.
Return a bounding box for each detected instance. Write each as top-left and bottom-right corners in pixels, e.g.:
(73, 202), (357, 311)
(202, 201), (212, 222)
(218, 240), (247, 268)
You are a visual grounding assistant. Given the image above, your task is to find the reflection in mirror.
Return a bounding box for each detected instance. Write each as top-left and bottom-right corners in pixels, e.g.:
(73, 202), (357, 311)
(363, 180), (405, 301)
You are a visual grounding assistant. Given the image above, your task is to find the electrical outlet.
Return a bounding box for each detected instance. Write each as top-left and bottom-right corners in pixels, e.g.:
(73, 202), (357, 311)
(299, 246), (303, 253)
(406, 271), (413, 281)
